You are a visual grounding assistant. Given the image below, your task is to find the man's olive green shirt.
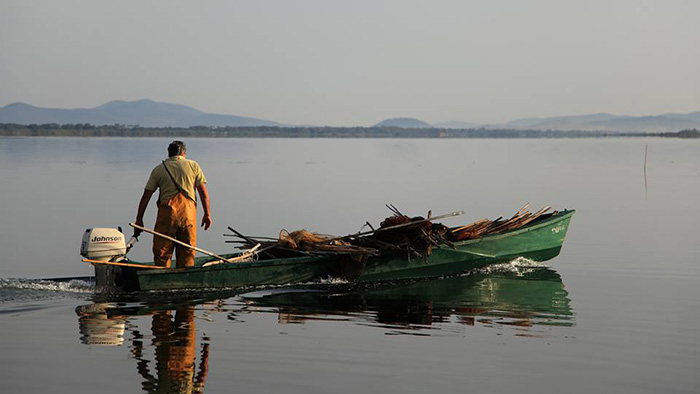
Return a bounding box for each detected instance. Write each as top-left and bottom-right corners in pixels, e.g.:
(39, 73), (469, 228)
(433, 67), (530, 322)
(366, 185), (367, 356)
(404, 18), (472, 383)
(145, 156), (207, 204)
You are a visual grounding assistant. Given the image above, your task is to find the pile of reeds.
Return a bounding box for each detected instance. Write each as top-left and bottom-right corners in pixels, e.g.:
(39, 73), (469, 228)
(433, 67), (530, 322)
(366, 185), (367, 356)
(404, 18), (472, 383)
(224, 205), (456, 260)
(224, 204), (554, 261)
(224, 227), (378, 259)
(451, 203), (554, 241)
(278, 229), (379, 255)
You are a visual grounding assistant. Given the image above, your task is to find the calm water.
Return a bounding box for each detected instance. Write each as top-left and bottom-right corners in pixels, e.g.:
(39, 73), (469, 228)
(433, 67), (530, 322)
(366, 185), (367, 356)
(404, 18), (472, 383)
(1, 137), (699, 393)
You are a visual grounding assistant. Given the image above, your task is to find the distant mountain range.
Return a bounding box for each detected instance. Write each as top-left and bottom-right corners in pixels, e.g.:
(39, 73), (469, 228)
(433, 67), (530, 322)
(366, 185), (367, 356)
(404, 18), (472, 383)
(496, 112), (700, 133)
(376, 112), (700, 133)
(1, 99), (699, 132)
(0, 99), (284, 127)
(373, 118), (484, 129)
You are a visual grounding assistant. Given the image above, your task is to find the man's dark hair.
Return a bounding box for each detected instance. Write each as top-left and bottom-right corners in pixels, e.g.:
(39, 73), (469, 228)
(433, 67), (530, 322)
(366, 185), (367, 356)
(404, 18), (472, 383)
(168, 141), (186, 157)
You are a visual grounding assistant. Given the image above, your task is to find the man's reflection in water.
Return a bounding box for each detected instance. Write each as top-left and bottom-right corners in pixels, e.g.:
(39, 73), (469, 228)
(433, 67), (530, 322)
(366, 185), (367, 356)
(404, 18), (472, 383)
(132, 306), (209, 394)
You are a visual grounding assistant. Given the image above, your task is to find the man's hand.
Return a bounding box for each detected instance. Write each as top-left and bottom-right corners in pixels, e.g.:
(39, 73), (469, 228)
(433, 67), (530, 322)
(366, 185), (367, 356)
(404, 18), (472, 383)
(196, 183), (212, 231)
(201, 214), (212, 231)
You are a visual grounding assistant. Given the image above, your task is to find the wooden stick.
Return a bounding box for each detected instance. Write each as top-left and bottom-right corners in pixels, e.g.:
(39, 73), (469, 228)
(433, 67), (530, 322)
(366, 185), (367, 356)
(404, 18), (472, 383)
(82, 258), (164, 269)
(644, 144), (648, 198)
(226, 226), (268, 246)
(515, 202), (530, 216)
(518, 207), (550, 227)
(130, 222), (231, 263)
(452, 218), (489, 233)
(222, 233), (277, 240)
(226, 226), (282, 259)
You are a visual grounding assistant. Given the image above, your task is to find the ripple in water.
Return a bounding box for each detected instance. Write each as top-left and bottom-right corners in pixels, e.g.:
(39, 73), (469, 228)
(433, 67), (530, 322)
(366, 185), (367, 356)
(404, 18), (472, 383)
(0, 278), (95, 306)
(473, 256), (549, 276)
(0, 278), (94, 293)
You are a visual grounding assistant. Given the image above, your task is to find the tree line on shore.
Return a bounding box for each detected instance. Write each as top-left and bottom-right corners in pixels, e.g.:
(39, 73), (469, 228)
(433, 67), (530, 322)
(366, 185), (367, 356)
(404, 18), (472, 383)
(0, 123), (698, 138)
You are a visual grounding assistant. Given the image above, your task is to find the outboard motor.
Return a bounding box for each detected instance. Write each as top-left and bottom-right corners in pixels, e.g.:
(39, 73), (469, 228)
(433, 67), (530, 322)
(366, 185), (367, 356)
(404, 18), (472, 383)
(80, 228), (139, 290)
(80, 228), (137, 262)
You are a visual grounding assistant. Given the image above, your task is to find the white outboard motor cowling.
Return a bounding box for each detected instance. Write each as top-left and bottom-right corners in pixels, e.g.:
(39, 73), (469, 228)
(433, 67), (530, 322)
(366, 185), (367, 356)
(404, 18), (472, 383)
(80, 228), (127, 261)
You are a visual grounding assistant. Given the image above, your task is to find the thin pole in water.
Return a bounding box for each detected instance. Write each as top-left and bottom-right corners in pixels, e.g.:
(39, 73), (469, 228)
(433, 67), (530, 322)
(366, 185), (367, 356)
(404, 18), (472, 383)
(644, 144), (648, 199)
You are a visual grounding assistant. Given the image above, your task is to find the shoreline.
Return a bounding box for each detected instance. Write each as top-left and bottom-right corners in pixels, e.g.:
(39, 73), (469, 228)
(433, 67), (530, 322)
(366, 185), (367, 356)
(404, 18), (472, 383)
(1, 124), (698, 139)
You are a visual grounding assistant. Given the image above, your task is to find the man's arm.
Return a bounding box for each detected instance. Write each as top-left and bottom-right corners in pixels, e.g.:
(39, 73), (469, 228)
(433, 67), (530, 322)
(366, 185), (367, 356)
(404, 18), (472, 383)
(134, 189), (155, 236)
(197, 183), (212, 230)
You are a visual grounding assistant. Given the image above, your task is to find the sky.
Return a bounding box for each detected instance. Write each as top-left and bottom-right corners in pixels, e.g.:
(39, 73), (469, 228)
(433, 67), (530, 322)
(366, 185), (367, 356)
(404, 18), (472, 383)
(1, 0), (698, 126)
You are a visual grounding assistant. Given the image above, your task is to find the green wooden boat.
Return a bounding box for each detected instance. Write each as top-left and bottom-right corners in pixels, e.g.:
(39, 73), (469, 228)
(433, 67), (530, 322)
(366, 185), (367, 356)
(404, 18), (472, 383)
(92, 210), (575, 292)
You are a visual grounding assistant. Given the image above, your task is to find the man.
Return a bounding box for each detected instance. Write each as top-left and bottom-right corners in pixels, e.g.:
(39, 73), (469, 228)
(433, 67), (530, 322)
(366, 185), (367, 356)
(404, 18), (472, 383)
(135, 141), (212, 268)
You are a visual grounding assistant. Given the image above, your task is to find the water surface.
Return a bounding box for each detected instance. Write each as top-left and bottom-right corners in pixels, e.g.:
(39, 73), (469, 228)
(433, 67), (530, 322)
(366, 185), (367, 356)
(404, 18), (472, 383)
(1, 137), (699, 393)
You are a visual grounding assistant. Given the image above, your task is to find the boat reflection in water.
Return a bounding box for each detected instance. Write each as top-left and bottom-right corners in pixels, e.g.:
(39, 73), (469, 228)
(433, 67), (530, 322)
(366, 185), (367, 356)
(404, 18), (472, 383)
(76, 264), (573, 392)
(240, 264), (574, 334)
(76, 303), (127, 346)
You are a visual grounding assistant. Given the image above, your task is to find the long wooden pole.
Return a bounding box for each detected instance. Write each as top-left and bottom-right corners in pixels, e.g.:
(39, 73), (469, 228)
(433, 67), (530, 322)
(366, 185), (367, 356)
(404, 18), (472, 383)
(130, 222), (231, 263)
(82, 258), (164, 269)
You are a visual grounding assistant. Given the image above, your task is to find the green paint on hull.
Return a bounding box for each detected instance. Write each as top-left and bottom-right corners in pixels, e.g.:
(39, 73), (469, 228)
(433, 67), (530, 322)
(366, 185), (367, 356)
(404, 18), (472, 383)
(137, 255), (337, 291)
(128, 210), (574, 291)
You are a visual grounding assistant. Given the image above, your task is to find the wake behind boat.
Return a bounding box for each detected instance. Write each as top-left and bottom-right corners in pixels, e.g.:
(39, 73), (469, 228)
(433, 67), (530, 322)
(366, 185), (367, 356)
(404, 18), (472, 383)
(80, 206), (575, 292)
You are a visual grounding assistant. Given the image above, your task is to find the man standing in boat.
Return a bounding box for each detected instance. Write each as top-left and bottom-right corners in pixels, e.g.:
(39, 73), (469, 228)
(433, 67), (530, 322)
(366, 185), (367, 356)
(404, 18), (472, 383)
(134, 141), (212, 268)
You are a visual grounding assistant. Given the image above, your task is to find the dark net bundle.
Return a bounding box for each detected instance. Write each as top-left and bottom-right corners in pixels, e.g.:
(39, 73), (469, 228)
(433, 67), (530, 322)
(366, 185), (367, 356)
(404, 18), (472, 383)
(364, 211), (454, 258)
(277, 229), (378, 257)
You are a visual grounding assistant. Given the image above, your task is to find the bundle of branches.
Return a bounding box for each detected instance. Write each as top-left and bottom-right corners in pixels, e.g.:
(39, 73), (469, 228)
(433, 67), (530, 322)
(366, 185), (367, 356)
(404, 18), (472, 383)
(351, 205), (455, 259)
(224, 205), (458, 260)
(224, 226), (378, 259)
(451, 203), (555, 241)
(278, 229), (378, 256)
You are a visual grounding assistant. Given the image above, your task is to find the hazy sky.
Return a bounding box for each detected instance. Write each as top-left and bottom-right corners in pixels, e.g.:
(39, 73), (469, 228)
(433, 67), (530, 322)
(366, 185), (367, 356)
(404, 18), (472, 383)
(1, 0), (698, 126)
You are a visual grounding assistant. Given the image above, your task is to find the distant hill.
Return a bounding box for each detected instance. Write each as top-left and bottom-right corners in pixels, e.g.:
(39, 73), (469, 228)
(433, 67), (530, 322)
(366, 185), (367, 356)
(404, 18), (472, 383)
(433, 120), (483, 129)
(0, 99), (284, 127)
(503, 113), (620, 129)
(374, 117), (433, 128)
(373, 111), (700, 132)
(497, 112), (700, 133)
(658, 111), (700, 123)
(585, 116), (700, 133)
(178, 113), (283, 127)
